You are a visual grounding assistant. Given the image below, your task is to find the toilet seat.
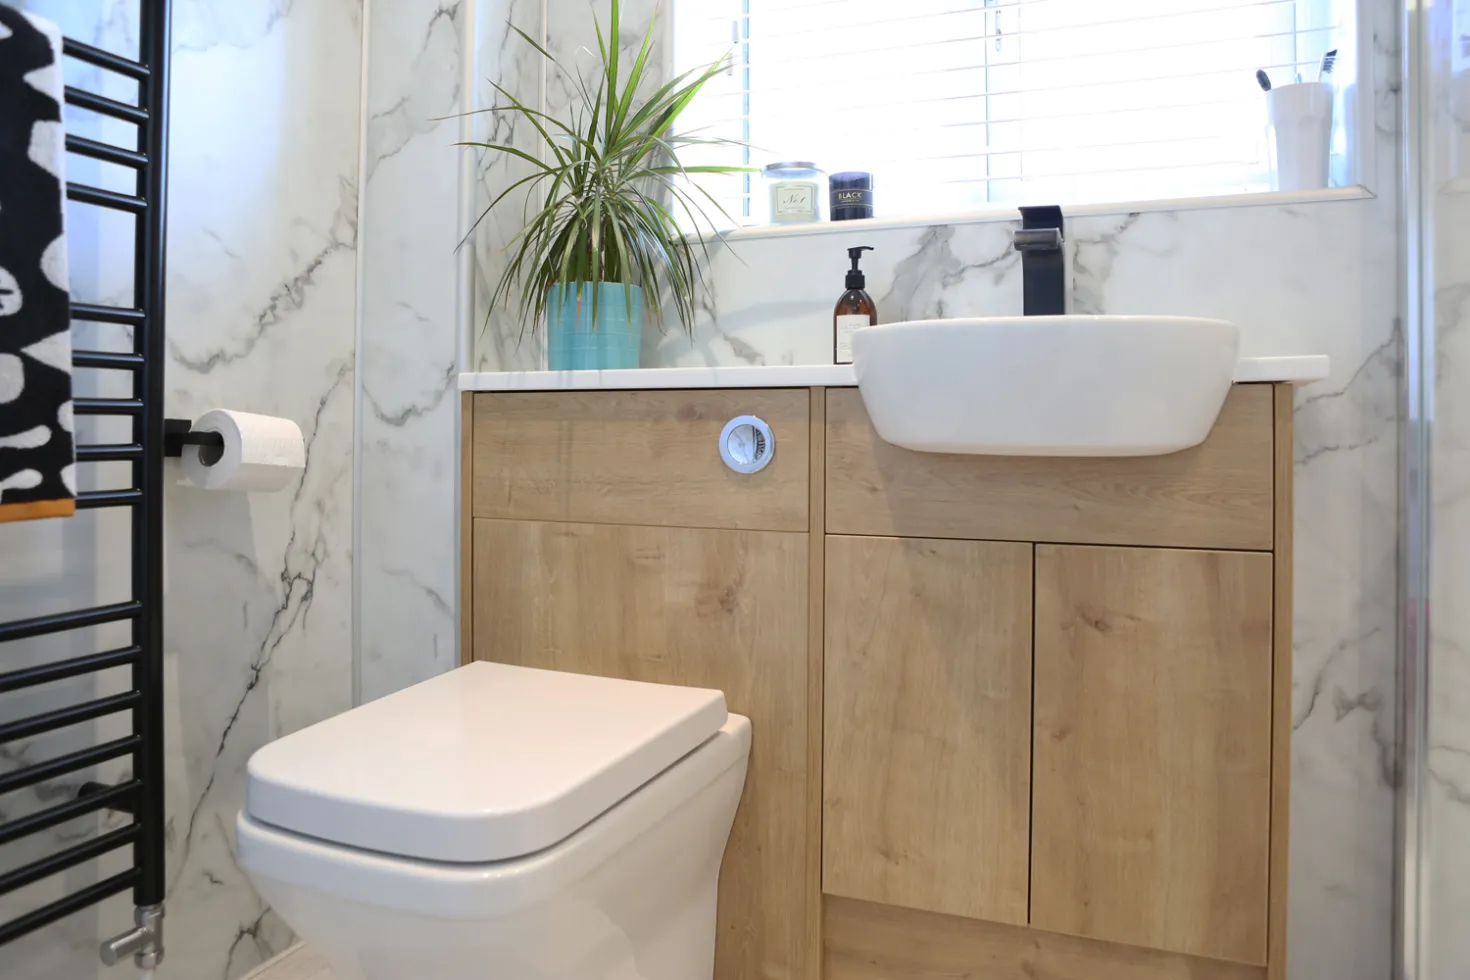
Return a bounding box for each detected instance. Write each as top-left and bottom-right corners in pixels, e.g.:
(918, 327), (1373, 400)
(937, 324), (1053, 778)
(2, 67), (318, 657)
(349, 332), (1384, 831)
(237, 714), (751, 919)
(244, 661), (729, 863)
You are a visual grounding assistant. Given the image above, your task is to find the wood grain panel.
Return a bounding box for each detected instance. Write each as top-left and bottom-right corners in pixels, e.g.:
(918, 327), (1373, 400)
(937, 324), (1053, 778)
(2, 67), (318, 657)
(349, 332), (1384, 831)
(826, 385), (1274, 550)
(1032, 545), (1274, 964)
(471, 389), (809, 531)
(823, 536), (1032, 924)
(805, 389), (827, 980)
(473, 519), (810, 980)
(1267, 384), (1294, 980)
(825, 896), (1265, 980)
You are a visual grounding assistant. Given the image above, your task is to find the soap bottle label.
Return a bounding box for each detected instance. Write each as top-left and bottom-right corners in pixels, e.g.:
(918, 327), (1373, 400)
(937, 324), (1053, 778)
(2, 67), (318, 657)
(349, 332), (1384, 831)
(835, 314), (870, 364)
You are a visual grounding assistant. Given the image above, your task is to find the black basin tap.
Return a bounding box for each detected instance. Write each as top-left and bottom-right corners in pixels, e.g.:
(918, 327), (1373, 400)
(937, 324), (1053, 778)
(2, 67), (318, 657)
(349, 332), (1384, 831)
(1014, 205), (1066, 316)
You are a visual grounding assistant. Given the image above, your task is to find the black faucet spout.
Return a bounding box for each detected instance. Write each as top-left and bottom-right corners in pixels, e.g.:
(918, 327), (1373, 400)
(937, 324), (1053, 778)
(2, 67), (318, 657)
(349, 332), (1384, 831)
(1015, 205), (1066, 316)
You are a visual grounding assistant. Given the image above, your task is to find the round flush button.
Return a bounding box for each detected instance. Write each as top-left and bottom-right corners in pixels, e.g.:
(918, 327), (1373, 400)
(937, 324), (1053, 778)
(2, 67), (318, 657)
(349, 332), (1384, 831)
(720, 416), (775, 474)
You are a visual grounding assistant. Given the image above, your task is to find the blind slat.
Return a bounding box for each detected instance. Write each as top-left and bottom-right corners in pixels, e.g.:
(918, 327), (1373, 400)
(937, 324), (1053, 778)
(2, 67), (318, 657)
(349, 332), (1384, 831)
(715, 28), (1335, 76)
(688, 95), (1264, 131)
(685, 56), (1330, 113)
(686, 0), (1311, 49)
(682, 0), (1302, 32)
(682, 105), (1270, 155)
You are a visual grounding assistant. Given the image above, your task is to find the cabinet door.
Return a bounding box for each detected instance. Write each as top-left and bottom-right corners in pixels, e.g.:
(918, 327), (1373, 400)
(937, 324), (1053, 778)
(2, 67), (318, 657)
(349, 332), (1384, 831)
(823, 535), (1033, 925)
(1032, 545), (1273, 964)
(473, 518), (810, 980)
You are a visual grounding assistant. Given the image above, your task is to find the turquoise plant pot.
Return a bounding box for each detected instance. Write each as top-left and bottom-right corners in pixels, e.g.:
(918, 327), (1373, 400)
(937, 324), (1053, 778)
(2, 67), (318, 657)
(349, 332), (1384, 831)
(546, 282), (643, 370)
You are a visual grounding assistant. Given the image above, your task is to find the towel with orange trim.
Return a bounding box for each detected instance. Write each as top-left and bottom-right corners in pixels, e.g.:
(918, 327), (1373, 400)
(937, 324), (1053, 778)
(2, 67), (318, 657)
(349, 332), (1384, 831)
(0, 4), (75, 522)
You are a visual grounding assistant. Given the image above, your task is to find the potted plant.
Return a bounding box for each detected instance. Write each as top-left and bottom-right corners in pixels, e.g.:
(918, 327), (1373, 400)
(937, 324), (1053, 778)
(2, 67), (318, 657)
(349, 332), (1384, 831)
(468, 0), (747, 370)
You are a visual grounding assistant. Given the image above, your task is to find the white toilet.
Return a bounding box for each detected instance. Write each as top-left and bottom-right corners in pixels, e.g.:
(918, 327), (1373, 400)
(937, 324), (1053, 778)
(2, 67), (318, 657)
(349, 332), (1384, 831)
(236, 661), (750, 980)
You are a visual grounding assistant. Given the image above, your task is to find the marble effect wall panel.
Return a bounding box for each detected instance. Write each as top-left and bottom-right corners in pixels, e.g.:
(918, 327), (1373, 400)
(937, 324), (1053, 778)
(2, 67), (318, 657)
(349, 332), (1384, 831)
(357, 0), (465, 703)
(159, 3), (361, 976)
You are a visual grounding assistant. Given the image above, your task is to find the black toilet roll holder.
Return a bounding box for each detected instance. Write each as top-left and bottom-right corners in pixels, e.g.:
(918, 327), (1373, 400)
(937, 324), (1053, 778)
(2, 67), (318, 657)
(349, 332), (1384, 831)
(162, 418), (225, 459)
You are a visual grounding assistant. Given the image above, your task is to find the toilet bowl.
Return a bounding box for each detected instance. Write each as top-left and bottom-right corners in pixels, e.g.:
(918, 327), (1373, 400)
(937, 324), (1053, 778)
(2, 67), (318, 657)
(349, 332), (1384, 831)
(236, 661), (751, 980)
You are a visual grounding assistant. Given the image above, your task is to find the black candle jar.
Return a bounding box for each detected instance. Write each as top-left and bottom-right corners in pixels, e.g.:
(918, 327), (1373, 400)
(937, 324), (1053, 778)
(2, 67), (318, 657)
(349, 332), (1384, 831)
(829, 172), (874, 221)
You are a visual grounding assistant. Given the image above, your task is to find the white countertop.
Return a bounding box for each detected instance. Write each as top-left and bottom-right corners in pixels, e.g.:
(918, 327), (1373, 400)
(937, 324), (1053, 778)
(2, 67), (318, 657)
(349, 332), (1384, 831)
(459, 355), (1329, 392)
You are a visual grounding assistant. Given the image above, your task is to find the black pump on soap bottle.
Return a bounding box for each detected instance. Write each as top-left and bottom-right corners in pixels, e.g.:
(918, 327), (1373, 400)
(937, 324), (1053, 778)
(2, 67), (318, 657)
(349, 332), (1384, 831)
(834, 245), (876, 365)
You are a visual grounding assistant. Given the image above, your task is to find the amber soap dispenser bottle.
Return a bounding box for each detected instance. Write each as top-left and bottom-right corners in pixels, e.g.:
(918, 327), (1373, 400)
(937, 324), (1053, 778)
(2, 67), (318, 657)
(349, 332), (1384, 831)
(834, 245), (876, 365)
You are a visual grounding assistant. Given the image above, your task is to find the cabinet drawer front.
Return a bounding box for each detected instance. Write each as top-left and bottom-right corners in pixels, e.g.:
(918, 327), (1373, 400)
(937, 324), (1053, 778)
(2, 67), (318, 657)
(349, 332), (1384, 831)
(1031, 545), (1273, 964)
(826, 385), (1275, 551)
(472, 389), (810, 531)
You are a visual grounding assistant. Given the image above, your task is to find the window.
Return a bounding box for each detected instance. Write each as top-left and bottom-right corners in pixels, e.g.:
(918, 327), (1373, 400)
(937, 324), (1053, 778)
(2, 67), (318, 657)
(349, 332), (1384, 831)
(672, 0), (1352, 222)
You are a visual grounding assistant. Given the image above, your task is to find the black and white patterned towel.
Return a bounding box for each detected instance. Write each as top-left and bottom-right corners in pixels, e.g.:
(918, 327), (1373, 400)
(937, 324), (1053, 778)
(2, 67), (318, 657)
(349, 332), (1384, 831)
(0, 4), (75, 521)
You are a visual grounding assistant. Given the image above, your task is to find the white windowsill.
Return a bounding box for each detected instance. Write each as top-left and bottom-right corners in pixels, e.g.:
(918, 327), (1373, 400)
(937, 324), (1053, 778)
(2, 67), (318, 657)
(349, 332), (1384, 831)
(699, 185), (1375, 244)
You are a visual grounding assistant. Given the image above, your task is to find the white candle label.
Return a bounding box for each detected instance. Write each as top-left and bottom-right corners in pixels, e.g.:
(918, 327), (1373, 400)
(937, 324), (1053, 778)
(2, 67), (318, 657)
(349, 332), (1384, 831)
(772, 181), (816, 218)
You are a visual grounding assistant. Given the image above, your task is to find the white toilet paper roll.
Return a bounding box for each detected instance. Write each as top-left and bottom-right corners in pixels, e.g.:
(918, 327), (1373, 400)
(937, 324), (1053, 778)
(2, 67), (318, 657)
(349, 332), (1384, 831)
(179, 409), (306, 492)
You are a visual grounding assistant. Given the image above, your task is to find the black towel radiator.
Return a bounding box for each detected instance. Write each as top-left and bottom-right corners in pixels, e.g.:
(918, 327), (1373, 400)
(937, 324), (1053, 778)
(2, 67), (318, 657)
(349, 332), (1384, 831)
(0, 0), (171, 968)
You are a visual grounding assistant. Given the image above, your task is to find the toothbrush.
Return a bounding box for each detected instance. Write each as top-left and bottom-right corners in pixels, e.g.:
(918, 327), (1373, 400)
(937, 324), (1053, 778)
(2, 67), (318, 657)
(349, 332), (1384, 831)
(1317, 48), (1338, 81)
(1255, 69), (1272, 92)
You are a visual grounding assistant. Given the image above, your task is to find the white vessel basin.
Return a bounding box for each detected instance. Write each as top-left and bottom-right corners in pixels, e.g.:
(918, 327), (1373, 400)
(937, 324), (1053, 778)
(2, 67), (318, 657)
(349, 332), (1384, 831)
(850, 315), (1241, 456)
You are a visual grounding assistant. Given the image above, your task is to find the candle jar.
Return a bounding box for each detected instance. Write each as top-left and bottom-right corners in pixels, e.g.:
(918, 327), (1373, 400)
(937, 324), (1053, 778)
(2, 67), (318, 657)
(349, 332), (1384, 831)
(829, 171), (874, 221)
(762, 162), (825, 224)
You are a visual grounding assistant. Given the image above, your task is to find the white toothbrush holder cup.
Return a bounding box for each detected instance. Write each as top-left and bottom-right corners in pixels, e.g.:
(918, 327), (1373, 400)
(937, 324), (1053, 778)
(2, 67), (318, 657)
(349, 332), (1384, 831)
(1267, 82), (1334, 192)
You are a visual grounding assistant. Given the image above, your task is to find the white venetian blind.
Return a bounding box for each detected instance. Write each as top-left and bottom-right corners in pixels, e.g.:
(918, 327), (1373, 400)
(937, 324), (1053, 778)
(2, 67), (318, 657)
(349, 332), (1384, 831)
(672, 0), (1349, 221)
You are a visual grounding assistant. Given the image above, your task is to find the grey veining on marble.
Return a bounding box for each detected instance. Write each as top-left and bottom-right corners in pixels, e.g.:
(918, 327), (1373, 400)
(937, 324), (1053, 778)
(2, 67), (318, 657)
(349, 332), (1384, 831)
(0, 2), (363, 980)
(357, 0), (466, 703)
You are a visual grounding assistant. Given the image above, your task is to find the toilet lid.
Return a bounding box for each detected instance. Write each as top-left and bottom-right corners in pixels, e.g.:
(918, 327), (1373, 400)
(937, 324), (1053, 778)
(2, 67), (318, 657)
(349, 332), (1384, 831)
(244, 661), (728, 863)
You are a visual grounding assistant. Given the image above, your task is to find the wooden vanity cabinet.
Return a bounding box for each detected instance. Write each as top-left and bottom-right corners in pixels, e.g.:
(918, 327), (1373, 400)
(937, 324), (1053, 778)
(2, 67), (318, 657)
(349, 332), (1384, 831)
(464, 382), (1295, 980)
(819, 384), (1292, 980)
